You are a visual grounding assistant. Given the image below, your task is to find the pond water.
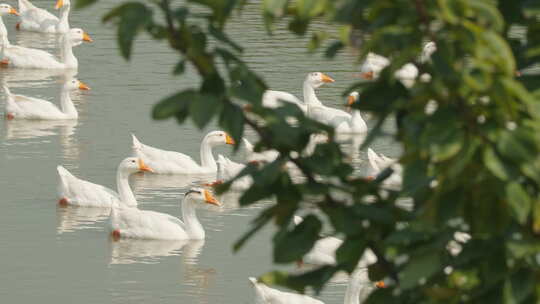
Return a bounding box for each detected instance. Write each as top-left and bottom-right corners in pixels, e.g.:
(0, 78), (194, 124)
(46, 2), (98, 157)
(0, 1), (399, 303)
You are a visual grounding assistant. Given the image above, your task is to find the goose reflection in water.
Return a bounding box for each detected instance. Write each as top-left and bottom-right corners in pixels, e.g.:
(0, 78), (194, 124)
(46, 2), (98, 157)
(0, 68), (77, 88)
(108, 238), (205, 266)
(56, 205), (110, 234)
(4, 119), (80, 160)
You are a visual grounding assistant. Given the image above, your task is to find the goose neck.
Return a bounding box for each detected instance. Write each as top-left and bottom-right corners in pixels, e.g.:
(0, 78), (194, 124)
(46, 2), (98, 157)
(116, 169), (137, 207)
(199, 138), (217, 171)
(303, 81), (322, 106)
(60, 35), (77, 69)
(182, 196), (204, 239)
(0, 16), (10, 47)
(59, 88), (77, 118)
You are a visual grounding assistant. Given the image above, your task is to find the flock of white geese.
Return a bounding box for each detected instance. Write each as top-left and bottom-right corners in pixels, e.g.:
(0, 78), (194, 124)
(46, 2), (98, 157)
(2, 1), (442, 302)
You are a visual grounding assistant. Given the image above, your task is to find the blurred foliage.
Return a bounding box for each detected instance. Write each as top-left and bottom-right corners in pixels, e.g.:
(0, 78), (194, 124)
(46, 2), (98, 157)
(78, 0), (540, 302)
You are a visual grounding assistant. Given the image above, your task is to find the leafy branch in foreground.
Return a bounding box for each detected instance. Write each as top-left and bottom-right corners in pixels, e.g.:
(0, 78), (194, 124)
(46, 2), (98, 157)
(78, 0), (540, 302)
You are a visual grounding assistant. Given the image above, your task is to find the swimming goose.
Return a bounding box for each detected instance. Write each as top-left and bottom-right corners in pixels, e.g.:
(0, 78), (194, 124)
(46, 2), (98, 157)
(132, 130), (235, 174)
(366, 148), (402, 188)
(293, 216), (377, 268)
(57, 157), (152, 208)
(249, 268), (383, 304)
(262, 89), (307, 113)
(0, 27), (92, 69)
(4, 78), (89, 120)
(214, 154), (253, 191)
(304, 73), (367, 134)
(17, 0), (71, 33)
(109, 187), (220, 240)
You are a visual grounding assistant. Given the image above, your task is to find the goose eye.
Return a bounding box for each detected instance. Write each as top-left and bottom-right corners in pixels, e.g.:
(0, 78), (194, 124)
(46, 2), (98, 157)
(131, 160), (136, 163)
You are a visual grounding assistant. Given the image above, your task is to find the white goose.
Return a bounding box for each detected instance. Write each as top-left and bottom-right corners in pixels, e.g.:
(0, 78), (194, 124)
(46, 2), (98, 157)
(366, 148), (402, 188)
(262, 89), (307, 113)
(109, 187), (220, 240)
(57, 157), (152, 208)
(0, 27), (92, 69)
(132, 130), (235, 174)
(0, 4), (66, 69)
(243, 138), (279, 163)
(249, 268), (383, 304)
(304, 73), (367, 134)
(17, 0), (71, 33)
(4, 78), (90, 120)
(293, 216), (377, 268)
(214, 154), (253, 191)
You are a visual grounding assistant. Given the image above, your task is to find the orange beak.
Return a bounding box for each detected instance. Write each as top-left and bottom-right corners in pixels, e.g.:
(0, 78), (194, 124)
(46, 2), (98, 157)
(55, 0), (64, 9)
(0, 59), (9, 66)
(138, 159), (153, 173)
(78, 81), (90, 91)
(321, 73), (335, 83)
(375, 281), (386, 288)
(225, 134), (235, 145)
(9, 8), (19, 16)
(347, 95), (357, 106)
(204, 190), (221, 206)
(360, 71), (374, 80)
(82, 32), (93, 42)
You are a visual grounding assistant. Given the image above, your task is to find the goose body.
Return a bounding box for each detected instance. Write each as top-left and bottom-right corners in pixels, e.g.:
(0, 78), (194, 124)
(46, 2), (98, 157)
(367, 148), (402, 188)
(109, 187), (220, 240)
(249, 268), (381, 304)
(132, 131), (235, 174)
(215, 154), (253, 191)
(303, 73), (367, 134)
(17, 0), (71, 33)
(4, 78), (89, 120)
(262, 90), (307, 113)
(1, 27), (92, 69)
(57, 158), (152, 208)
(243, 138), (279, 163)
(293, 216), (377, 267)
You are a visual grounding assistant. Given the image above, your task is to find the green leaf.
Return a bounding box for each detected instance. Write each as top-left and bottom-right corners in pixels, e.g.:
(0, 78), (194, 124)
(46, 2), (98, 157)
(335, 238), (366, 272)
(219, 103), (244, 147)
(189, 94), (222, 129)
(483, 147), (510, 180)
(325, 41), (344, 58)
(399, 250), (441, 290)
(273, 215), (322, 263)
(505, 182), (531, 225)
(103, 2), (153, 60)
(173, 60), (186, 75)
(152, 90), (195, 120)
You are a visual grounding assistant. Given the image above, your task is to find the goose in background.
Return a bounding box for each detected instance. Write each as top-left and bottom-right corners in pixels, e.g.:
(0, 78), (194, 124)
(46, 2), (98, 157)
(17, 0), (72, 33)
(366, 148), (402, 188)
(304, 73), (367, 134)
(243, 137), (279, 163)
(57, 157), (152, 208)
(132, 131), (235, 174)
(0, 27), (92, 69)
(4, 77), (90, 120)
(249, 268), (384, 304)
(358, 41), (437, 87)
(108, 187), (221, 240)
(214, 154), (253, 191)
(293, 215), (377, 268)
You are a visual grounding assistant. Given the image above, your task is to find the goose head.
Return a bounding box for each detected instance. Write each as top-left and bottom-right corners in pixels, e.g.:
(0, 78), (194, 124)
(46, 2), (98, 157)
(346, 91), (359, 112)
(184, 187), (221, 206)
(305, 72), (334, 89)
(68, 28), (93, 44)
(63, 78), (91, 91)
(421, 41), (437, 63)
(0, 4), (19, 16)
(119, 157), (153, 174)
(204, 130), (235, 147)
(55, 0), (71, 9)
